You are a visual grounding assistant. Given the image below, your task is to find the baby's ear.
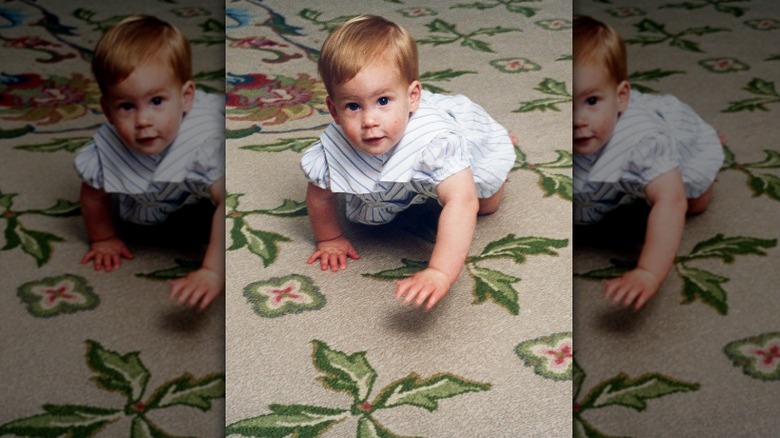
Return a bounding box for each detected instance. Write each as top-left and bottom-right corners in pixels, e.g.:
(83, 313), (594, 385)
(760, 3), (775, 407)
(617, 80), (630, 113)
(408, 80), (422, 112)
(181, 80), (195, 113)
(326, 95), (340, 125)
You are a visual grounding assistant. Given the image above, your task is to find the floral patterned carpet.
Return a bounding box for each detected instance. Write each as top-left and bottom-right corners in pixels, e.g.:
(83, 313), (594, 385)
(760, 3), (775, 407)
(224, 0), (572, 437)
(573, 1), (780, 437)
(0, 1), (225, 436)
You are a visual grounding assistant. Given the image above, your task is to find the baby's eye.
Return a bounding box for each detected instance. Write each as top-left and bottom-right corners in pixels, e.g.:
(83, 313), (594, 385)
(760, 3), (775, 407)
(346, 102), (360, 111)
(151, 96), (164, 105)
(118, 102), (134, 111)
(585, 96), (598, 106)
(377, 97), (389, 106)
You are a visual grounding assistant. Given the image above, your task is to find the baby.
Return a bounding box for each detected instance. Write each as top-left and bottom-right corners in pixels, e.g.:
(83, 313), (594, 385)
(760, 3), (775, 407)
(301, 15), (515, 311)
(573, 15), (724, 310)
(75, 15), (225, 310)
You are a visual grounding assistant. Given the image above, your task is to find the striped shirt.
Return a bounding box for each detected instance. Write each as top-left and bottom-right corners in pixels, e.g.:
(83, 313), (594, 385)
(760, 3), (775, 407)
(75, 91), (225, 225)
(574, 90), (723, 225)
(301, 91), (515, 225)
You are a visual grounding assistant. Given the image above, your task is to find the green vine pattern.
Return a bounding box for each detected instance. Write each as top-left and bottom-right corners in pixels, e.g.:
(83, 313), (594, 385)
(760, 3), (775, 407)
(227, 193), (306, 267)
(624, 18), (729, 53)
(226, 340), (491, 437)
(417, 19), (522, 53)
(365, 234), (569, 315)
(1, 190), (80, 267)
(576, 234), (777, 315)
(573, 360), (700, 438)
(0, 340), (224, 437)
(722, 145), (780, 200)
(512, 78), (571, 112)
(513, 147), (573, 201)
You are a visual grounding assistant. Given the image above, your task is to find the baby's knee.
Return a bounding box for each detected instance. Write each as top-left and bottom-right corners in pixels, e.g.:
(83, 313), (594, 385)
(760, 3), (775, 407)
(687, 187), (713, 216)
(478, 203), (500, 216)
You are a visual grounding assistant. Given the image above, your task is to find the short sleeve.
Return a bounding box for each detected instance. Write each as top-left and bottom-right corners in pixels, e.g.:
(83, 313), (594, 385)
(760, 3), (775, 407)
(74, 141), (104, 190)
(623, 133), (680, 188)
(188, 133), (225, 187)
(300, 141), (330, 189)
(412, 134), (470, 185)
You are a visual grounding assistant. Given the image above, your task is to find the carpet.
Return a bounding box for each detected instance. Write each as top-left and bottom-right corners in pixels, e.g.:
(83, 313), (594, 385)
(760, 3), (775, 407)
(0, 1), (225, 436)
(573, 1), (780, 437)
(224, 0), (573, 437)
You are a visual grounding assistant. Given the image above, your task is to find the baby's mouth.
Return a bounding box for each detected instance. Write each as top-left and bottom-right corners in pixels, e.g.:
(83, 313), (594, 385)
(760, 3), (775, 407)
(363, 136), (384, 145)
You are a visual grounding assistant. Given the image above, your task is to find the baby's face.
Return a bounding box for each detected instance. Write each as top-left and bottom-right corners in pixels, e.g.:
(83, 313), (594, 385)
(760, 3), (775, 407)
(101, 56), (194, 156)
(326, 58), (421, 156)
(572, 60), (629, 156)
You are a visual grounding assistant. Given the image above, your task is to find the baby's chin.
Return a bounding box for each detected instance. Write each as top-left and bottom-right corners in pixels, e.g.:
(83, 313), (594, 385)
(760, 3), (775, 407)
(573, 137), (605, 156)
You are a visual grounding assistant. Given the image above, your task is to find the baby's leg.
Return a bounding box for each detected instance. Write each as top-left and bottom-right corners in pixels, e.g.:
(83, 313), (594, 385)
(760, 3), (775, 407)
(687, 185), (713, 216)
(478, 184), (505, 216)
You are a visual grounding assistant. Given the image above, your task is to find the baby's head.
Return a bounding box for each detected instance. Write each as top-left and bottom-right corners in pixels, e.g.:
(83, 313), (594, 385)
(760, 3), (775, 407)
(572, 15), (630, 156)
(319, 15), (422, 156)
(93, 15), (195, 156)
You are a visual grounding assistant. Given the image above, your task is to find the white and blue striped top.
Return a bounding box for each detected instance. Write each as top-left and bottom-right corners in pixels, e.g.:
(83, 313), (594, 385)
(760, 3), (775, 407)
(75, 90), (225, 225)
(301, 91), (515, 225)
(574, 90), (723, 225)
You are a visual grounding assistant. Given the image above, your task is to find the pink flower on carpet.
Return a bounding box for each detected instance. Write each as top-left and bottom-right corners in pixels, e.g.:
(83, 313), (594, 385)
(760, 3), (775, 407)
(536, 19), (572, 31)
(230, 37), (284, 49)
(515, 332), (573, 381)
(608, 7), (645, 18)
(724, 332), (780, 381)
(491, 57), (541, 74)
(226, 73), (327, 125)
(745, 18), (779, 31)
(17, 274), (99, 317)
(172, 7), (210, 17)
(243, 274), (325, 317)
(699, 57), (749, 73)
(0, 72), (100, 125)
(399, 8), (436, 17)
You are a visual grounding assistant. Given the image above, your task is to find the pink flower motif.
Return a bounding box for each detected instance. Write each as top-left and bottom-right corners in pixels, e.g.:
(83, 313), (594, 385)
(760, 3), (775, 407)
(17, 275), (99, 317)
(0, 73), (100, 125)
(747, 341), (780, 372)
(5, 36), (60, 49)
(724, 332), (780, 380)
(226, 73), (327, 125)
(401, 8), (435, 17)
(516, 332), (573, 380)
(243, 275), (325, 317)
(231, 37), (284, 49)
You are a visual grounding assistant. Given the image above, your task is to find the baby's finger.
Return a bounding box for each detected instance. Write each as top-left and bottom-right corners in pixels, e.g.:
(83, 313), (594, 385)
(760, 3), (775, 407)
(120, 246), (134, 260)
(80, 251), (96, 265)
(307, 251), (322, 265)
(414, 287), (433, 307)
(620, 287), (639, 308)
(337, 253), (348, 271)
(187, 287), (205, 308)
(425, 289), (445, 311)
(347, 248), (361, 260)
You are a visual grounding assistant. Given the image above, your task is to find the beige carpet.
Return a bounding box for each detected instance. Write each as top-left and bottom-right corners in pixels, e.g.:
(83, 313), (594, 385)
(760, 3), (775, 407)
(573, 1), (780, 437)
(224, 0), (573, 436)
(0, 1), (225, 436)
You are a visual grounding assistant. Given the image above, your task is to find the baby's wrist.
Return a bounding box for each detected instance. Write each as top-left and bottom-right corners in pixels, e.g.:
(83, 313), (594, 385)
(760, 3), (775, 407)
(425, 266), (454, 286)
(317, 234), (343, 244)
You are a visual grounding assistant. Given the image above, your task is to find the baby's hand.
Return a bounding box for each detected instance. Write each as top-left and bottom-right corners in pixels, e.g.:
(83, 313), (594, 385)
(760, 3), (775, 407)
(307, 236), (360, 272)
(395, 268), (451, 311)
(604, 268), (660, 311)
(169, 267), (223, 311)
(81, 237), (133, 272)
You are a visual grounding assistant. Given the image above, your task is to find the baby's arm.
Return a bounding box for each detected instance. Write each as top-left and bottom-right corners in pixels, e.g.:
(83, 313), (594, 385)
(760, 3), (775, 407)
(79, 182), (133, 271)
(604, 168), (687, 310)
(306, 183), (360, 271)
(396, 168), (479, 311)
(170, 177), (226, 310)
